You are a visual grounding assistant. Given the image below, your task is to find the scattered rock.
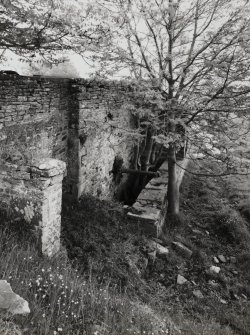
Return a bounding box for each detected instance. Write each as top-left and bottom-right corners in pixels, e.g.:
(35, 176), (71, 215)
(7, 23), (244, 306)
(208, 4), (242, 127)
(192, 229), (203, 235)
(146, 240), (169, 257)
(213, 256), (220, 264)
(193, 290), (204, 298)
(172, 241), (193, 258)
(232, 293), (240, 300)
(209, 266), (221, 274)
(177, 275), (188, 285)
(218, 255), (226, 263)
(208, 280), (219, 287)
(241, 294), (247, 300)
(231, 270), (238, 275)
(220, 299), (227, 304)
(0, 280), (30, 315)
(155, 243), (169, 256)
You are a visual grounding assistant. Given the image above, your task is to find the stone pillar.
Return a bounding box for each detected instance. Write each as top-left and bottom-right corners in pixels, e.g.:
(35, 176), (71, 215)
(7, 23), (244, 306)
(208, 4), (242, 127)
(0, 158), (66, 257)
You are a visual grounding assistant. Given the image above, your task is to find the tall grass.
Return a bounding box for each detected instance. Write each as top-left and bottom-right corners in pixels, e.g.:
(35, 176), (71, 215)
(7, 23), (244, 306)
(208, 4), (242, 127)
(2, 165), (250, 335)
(0, 219), (174, 335)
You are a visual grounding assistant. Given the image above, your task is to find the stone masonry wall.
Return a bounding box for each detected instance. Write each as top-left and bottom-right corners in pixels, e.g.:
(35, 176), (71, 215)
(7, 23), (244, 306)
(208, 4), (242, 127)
(0, 74), (137, 255)
(128, 157), (190, 236)
(0, 73), (190, 254)
(0, 74), (136, 199)
(70, 80), (135, 199)
(0, 74), (70, 166)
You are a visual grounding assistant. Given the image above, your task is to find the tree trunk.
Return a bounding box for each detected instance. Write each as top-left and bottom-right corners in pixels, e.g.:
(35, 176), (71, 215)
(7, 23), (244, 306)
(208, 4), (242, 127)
(167, 145), (180, 215)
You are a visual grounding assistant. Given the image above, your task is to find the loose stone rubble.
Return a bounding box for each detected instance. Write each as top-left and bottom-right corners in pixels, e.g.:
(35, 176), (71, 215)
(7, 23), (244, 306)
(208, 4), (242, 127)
(193, 290), (204, 299)
(172, 241), (193, 258)
(213, 256), (220, 264)
(218, 254), (226, 263)
(209, 265), (221, 274)
(177, 275), (188, 285)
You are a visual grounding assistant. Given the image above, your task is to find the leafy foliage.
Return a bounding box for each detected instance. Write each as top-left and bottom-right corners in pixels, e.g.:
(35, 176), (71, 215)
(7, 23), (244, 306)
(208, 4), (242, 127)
(91, 0), (250, 213)
(94, 0), (250, 162)
(0, 0), (110, 65)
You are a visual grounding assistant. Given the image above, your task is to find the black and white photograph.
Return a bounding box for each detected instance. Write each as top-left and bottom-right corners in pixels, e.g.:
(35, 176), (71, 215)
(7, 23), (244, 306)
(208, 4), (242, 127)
(0, 0), (250, 334)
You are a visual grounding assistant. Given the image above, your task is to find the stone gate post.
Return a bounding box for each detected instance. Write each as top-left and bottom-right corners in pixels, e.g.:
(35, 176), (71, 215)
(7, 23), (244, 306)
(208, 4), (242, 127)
(0, 158), (66, 257)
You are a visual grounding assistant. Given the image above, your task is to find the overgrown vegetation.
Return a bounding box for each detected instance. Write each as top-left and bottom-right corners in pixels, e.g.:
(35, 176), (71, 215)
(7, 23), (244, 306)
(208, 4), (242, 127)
(1, 161), (250, 334)
(93, 0), (250, 219)
(0, 209), (175, 335)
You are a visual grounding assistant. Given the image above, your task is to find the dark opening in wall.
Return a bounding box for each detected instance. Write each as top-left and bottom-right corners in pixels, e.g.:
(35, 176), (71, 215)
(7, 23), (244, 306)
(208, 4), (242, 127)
(79, 133), (87, 146)
(111, 156), (124, 184)
(111, 155), (148, 206)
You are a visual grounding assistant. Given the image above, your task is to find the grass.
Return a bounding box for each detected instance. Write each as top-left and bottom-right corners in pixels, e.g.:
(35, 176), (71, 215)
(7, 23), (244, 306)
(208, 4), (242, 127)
(1, 160), (250, 334)
(0, 211), (175, 335)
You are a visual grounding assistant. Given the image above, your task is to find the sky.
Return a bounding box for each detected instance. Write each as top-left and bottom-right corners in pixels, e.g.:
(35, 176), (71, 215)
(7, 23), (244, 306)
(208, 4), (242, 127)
(1, 0), (249, 79)
(0, 50), (92, 78)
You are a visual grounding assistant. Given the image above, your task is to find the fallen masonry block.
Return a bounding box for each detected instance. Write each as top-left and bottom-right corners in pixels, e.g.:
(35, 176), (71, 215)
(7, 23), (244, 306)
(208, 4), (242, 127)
(155, 243), (169, 256)
(218, 255), (226, 263)
(193, 290), (204, 299)
(0, 280), (30, 315)
(213, 256), (220, 264)
(146, 239), (169, 256)
(209, 266), (221, 274)
(172, 241), (193, 258)
(177, 274), (188, 285)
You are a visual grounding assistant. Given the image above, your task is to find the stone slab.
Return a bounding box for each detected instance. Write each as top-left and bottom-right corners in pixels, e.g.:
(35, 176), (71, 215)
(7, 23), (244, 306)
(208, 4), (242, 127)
(0, 280), (30, 315)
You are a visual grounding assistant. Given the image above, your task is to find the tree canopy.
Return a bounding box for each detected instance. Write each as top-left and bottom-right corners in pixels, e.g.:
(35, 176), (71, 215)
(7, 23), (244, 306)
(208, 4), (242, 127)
(92, 0), (250, 215)
(1, 0), (250, 219)
(0, 0), (109, 64)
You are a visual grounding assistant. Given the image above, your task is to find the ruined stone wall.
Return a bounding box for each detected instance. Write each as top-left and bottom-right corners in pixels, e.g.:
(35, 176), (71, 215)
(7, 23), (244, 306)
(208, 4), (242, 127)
(0, 73), (191, 253)
(0, 74), (69, 165)
(0, 74), (138, 255)
(127, 157), (190, 236)
(0, 74), (136, 199)
(70, 80), (135, 199)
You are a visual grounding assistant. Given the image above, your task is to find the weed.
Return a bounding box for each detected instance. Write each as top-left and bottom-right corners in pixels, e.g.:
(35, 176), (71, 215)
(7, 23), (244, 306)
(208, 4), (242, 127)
(1, 160), (250, 335)
(0, 215), (173, 335)
(0, 317), (22, 335)
(211, 207), (250, 249)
